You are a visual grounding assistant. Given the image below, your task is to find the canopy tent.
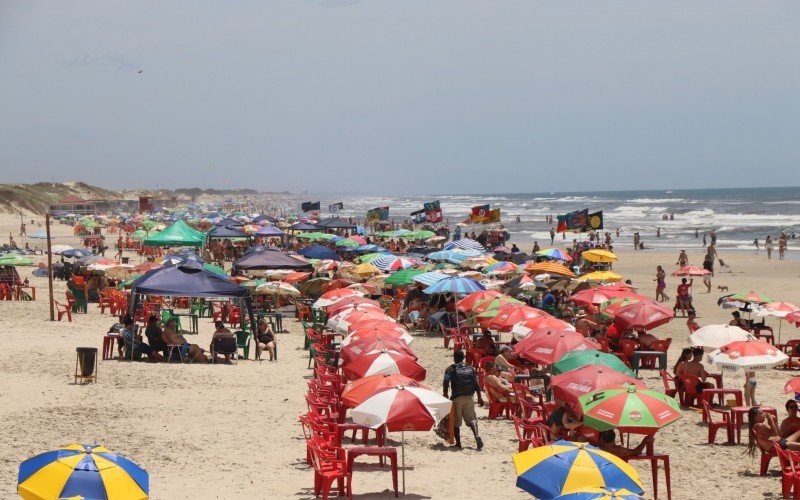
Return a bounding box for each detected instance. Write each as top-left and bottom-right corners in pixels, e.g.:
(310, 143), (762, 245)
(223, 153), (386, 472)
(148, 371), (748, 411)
(289, 222), (319, 231)
(316, 217), (356, 229)
(232, 247), (314, 271)
(127, 260), (256, 356)
(143, 220), (206, 247)
(207, 225), (250, 239)
(255, 225), (285, 237)
(214, 217), (244, 227)
(253, 214), (278, 224)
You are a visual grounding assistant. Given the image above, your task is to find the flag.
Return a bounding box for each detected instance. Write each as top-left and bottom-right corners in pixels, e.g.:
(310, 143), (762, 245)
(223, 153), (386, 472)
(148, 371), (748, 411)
(301, 201), (320, 212)
(586, 211), (604, 231)
(486, 208), (501, 223)
(556, 209), (589, 232)
(367, 206), (389, 222)
(329, 202), (344, 213)
(410, 209), (427, 224)
(470, 204), (490, 223)
(426, 209), (443, 223)
(423, 200), (440, 212)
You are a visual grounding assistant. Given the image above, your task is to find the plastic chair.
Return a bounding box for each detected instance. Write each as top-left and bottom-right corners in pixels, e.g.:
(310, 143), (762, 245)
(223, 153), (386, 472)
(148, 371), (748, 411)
(211, 337), (238, 363)
(702, 400), (733, 444)
(309, 443), (352, 500)
(660, 370), (679, 398)
(234, 330), (252, 360)
(774, 443), (800, 498)
(679, 374), (702, 407)
(512, 416), (538, 452)
(54, 300), (73, 322)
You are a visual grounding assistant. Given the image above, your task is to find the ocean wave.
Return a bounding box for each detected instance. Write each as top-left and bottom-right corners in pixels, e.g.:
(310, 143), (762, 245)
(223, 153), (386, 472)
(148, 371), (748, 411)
(627, 198), (691, 204)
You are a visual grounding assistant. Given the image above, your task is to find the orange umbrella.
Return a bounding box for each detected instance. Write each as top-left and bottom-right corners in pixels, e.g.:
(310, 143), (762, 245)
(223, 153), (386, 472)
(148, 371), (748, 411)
(321, 278), (356, 292)
(282, 271), (311, 284)
(524, 261), (576, 278)
(456, 290), (503, 312)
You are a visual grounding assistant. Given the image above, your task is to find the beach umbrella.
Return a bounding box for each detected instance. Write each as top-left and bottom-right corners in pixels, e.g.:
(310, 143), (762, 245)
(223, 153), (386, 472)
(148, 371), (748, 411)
(553, 350), (636, 377)
(550, 366), (645, 412)
(340, 338), (417, 366)
(514, 329), (601, 365)
(570, 289), (640, 307)
(535, 248), (573, 262)
(255, 281), (300, 297)
(358, 252), (392, 264)
(372, 255), (416, 271)
(327, 309), (389, 332)
(423, 276), (485, 295)
(756, 302), (800, 343)
(493, 245), (511, 253)
(347, 282), (378, 295)
(456, 290), (503, 312)
(577, 271), (624, 283)
(581, 249), (618, 263)
(203, 263), (228, 277)
(613, 301), (674, 330)
(511, 316), (575, 340)
(689, 324), (753, 351)
(487, 305), (548, 332)
(483, 261), (519, 275)
(320, 278), (356, 292)
(348, 263), (381, 278)
(708, 339), (789, 372)
(784, 377), (800, 394)
(351, 385), (452, 494)
(525, 261), (577, 277)
(281, 271), (311, 284)
(298, 245), (339, 261)
(384, 268), (426, 287)
(50, 244), (74, 254)
(313, 288), (364, 308)
(444, 238), (486, 252)
(342, 348), (426, 381)
(513, 440), (643, 499)
(298, 277), (330, 296)
(61, 248), (92, 258)
(347, 320), (406, 335)
(597, 297), (643, 320)
(554, 486), (645, 499)
(342, 327), (413, 347)
(326, 297), (382, 315)
(671, 265), (710, 277)
(17, 443), (149, 500)
(579, 384), (682, 432)
(470, 296), (524, 315)
(335, 238), (360, 248)
(788, 311), (800, 327)
(720, 291), (774, 308)
(410, 271), (449, 287)
(341, 373), (428, 408)
(0, 254), (34, 266)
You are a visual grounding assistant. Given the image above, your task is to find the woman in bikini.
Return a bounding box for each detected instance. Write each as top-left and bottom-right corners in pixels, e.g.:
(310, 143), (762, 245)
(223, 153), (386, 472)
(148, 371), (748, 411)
(654, 266), (668, 302)
(747, 407), (800, 458)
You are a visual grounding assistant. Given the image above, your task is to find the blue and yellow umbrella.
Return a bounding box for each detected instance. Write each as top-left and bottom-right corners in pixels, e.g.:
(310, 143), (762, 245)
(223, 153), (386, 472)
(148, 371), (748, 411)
(513, 440), (643, 499)
(18, 444), (149, 500)
(555, 486), (644, 499)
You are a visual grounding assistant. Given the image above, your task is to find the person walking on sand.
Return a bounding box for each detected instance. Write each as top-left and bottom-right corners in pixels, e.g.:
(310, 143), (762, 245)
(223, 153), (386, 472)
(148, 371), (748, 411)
(676, 250), (688, 267)
(443, 350), (484, 450)
(779, 234), (787, 260)
(754, 238), (759, 253)
(766, 235), (773, 259)
(654, 266), (668, 302)
(549, 228), (555, 246)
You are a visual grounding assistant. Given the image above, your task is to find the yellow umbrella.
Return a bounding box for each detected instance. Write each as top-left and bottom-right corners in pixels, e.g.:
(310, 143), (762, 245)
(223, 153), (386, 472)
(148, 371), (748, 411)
(525, 261), (576, 278)
(582, 249), (618, 263)
(577, 271), (623, 283)
(350, 263), (381, 278)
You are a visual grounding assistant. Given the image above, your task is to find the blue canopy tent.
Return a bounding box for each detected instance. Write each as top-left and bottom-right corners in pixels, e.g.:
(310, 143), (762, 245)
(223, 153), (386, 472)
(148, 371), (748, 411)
(233, 247), (314, 271)
(207, 225), (250, 239)
(253, 214), (278, 224)
(214, 217), (244, 227)
(289, 222), (319, 232)
(297, 245), (339, 261)
(127, 260), (256, 357)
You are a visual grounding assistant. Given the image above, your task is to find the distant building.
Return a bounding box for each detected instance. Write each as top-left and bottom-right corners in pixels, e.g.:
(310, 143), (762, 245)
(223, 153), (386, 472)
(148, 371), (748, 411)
(49, 195), (96, 215)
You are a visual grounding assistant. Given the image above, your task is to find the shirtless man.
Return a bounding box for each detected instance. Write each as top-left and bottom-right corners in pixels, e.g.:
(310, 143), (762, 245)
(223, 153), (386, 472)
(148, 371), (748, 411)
(681, 347), (713, 392)
(597, 430), (653, 458)
(780, 400), (800, 438)
(483, 362), (514, 402)
(636, 330), (658, 350)
(162, 319), (208, 362)
(574, 312), (600, 337)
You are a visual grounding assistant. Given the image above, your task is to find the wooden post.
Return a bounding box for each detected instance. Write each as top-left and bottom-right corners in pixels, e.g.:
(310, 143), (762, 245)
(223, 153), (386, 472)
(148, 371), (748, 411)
(46, 213), (54, 321)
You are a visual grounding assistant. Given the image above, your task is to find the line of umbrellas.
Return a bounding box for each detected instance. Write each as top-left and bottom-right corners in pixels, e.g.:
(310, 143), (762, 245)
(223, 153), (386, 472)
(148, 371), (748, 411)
(310, 288), (451, 494)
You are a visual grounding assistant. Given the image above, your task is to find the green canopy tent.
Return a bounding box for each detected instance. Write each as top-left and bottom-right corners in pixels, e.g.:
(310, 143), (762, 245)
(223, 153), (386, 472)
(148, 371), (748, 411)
(143, 220), (206, 247)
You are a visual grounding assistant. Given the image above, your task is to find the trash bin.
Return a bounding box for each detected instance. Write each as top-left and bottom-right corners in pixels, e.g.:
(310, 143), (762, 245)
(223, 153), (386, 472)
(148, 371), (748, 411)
(76, 347), (97, 377)
(121, 257), (130, 264)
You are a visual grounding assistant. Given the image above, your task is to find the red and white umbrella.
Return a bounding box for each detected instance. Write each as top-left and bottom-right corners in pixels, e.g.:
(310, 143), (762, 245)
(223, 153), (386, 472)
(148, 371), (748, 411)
(756, 302), (800, 343)
(351, 384), (452, 494)
(549, 365), (645, 413)
(341, 327), (414, 347)
(339, 338), (417, 366)
(341, 374), (428, 408)
(348, 320), (407, 336)
(325, 297), (381, 314)
(511, 316), (575, 340)
(327, 309), (392, 332)
(671, 265), (711, 277)
(689, 324), (753, 351)
(614, 300), (674, 330)
(487, 305), (548, 332)
(708, 339), (789, 372)
(788, 311), (800, 326)
(341, 349), (426, 381)
(785, 377), (800, 395)
(313, 288), (364, 308)
(513, 329), (601, 365)
(456, 290), (503, 312)
(570, 289), (644, 307)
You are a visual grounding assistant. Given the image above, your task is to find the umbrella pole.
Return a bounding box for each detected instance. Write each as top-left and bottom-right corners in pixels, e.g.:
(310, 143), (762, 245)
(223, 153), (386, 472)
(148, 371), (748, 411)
(402, 430), (406, 495)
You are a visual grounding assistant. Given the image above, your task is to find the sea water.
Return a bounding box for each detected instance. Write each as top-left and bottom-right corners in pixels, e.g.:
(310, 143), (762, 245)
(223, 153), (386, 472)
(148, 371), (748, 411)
(313, 186), (799, 252)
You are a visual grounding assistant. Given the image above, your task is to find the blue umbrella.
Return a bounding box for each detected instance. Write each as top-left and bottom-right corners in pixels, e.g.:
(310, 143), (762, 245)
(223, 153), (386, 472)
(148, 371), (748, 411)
(411, 271), (449, 286)
(444, 238), (486, 252)
(62, 248), (92, 258)
(29, 230), (48, 239)
(297, 245), (339, 261)
(423, 276), (485, 295)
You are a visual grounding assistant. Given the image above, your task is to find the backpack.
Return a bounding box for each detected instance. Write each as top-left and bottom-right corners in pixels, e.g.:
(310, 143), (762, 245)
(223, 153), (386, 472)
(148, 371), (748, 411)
(452, 363), (478, 397)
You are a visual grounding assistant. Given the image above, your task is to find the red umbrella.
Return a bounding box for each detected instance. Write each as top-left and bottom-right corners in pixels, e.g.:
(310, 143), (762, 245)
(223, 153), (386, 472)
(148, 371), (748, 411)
(456, 290), (503, 312)
(321, 278), (356, 292)
(326, 297), (381, 314)
(788, 311), (800, 326)
(785, 377), (800, 394)
(614, 300), (675, 330)
(471, 296), (522, 314)
(282, 271), (311, 284)
(513, 329), (601, 365)
(671, 265), (710, 277)
(315, 289), (365, 307)
(550, 365), (645, 413)
(132, 262), (162, 273)
(510, 316), (575, 340)
(340, 338), (417, 365)
(341, 349), (426, 381)
(487, 305), (549, 332)
(570, 289), (644, 307)
(342, 328), (414, 347)
(341, 374), (428, 408)
(348, 322), (410, 338)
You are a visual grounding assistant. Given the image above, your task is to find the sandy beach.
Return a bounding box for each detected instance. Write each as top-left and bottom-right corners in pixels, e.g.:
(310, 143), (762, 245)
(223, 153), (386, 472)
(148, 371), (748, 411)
(2, 211), (800, 500)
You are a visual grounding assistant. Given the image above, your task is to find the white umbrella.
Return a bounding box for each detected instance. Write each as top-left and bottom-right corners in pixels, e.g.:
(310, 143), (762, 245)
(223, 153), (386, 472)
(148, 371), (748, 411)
(755, 302), (800, 343)
(708, 339), (788, 372)
(50, 244), (74, 255)
(254, 281), (300, 297)
(351, 385), (452, 494)
(690, 324), (754, 351)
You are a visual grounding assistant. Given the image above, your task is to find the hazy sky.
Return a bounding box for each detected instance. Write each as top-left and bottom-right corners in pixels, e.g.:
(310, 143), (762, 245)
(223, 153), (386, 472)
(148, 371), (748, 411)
(1, 1), (798, 195)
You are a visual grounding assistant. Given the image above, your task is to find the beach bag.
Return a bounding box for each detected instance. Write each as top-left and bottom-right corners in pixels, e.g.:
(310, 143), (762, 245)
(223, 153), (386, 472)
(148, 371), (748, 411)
(452, 363), (478, 397)
(435, 413), (451, 441)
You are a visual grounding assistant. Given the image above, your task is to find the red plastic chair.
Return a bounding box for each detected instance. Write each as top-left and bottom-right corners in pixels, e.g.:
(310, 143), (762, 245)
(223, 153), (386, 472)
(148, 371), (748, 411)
(485, 384), (512, 420)
(660, 370), (679, 399)
(54, 300), (73, 322)
(702, 400), (733, 444)
(774, 443), (800, 498)
(512, 416), (540, 452)
(309, 444), (352, 500)
(679, 374), (702, 407)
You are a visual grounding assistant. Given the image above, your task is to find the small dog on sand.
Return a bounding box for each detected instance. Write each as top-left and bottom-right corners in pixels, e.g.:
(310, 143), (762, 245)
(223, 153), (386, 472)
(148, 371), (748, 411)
(717, 285), (729, 292)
